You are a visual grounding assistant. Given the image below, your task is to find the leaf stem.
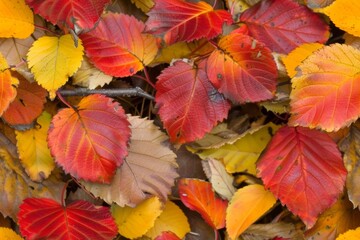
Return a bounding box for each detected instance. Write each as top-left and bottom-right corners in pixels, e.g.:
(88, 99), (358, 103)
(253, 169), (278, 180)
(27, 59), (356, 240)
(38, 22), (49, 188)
(143, 67), (156, 88)
(212, 0), (218, 8)
(214, 229), (220, 240)
(61, 179), (72, 207)
(56, 91), (75, 109)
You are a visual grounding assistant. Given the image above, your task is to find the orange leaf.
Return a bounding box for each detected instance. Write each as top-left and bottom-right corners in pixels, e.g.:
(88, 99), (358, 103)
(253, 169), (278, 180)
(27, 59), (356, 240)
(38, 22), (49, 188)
(145, 0), (233, 45)
(0, 54), (17, 117)
(155, 231), (181, 240)
(18, 198), (117, 240)
(80, 13), (158, 78)
(48, 94), (131, 183)
(178, 178), (228, 229)
(207, 33), (277, 104)
(289, 44), (360, 131)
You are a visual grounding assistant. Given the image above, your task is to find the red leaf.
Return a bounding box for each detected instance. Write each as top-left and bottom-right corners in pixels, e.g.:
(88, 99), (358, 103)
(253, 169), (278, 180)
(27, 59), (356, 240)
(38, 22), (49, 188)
(2, 75), (47, 127)
(155, 231), (181, 240)
(25, 0), (110, 30)
(257, 126), (347, 228)
(178, 178), (228, 229)
(48, 94), (131, 183)
(207, 33), (277, 103)
(155, 60), (230, 143)
(18, 198), (117, 240)
(145, 0), (233, 45)
(240, 0), (329, 53)
(80, 13), (158, 77)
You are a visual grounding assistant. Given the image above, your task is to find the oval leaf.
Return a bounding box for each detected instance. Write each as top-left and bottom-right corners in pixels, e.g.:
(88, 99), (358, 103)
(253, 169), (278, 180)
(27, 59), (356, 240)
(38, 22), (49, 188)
(25, 0), (110, 30)
(145, 0), (233, 45)
(178, 178), (228, 229)
(0, 0), (34, 38)
(226, 184), (277, 239)
(207, 33), (277, 104)
(80, 13), (158, 78)
(289, 44), (360, 132)
(27, 34), (84, 99)
(18, 198), (118, 240)
(257, 126), (347, 228)
(48, 94), (131, 183)
(240, 0), (329, 53)
(156, 60), (230, 143)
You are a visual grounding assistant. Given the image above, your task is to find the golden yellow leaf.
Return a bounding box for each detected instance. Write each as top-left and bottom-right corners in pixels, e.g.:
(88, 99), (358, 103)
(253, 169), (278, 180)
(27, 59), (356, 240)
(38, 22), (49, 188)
(27, 34), (84, 99)
(0, 227), (23, 240)
(72, 57), (113, 89)
(0, 0), (34, 39)
(145, 200), (190, 239)
(226, 184), (277, 239)
(321, 0), (360, 37)
(15, 111), (54, 182)
(336, 227), (360, 240)
(282, 43), (324, 78)
(130, 0), (154, 13)
(111, 196), (163, 239)
(190, 123), (280, 174)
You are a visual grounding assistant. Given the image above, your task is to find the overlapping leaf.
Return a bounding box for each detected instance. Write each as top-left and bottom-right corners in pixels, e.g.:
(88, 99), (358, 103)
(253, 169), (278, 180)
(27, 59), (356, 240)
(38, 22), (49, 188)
(0, 54), (17, 117)
(131, 0), (154, 13)
(240, 0), (329, 53)
(145, 0), (233, 45)
(25, 0), (110, 30)
(289, 44), (360, 132)
(257, 126), (347, 228)
(156, 60), (230, 143)
(80, 13), (158, 78)
(226, 184), (277, 239)
(155, 231), (181, 240)
(27, 34), (84, 99)
(2, 75), (47, 127)
(111, 197), (163, 239)
(206, 33), (277, 104)
(0, 227), (23, 240)
(81, 115), (178, 206)
(0, 0), (34, 38)
(48, 94), (131, 183)
(336, 227), (360, 240)
(178, 178), (228, 229)
(18, 198), (118, 240)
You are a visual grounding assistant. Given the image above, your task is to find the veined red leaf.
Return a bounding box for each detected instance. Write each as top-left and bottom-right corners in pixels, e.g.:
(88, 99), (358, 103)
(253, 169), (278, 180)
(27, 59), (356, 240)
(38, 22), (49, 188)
(155, 60), (230, 143)
(2, 74), (47, 128)
(48, 94), (131, 183)
(25, 0), (110, 30)
(145, 0), (233, 45)
(178, 178), (228, 229)
(80, 13), (158, 78)
(289, 44), (360, 132)
(207, 33), (277, 103)
(18, 198), (117, 240)
(257, 126), (347, 228)
(240, 0), (329, 53)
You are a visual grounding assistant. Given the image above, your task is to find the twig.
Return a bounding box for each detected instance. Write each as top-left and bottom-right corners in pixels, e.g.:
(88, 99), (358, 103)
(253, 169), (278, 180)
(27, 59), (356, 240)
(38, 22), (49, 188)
(57, 87), (155, 101)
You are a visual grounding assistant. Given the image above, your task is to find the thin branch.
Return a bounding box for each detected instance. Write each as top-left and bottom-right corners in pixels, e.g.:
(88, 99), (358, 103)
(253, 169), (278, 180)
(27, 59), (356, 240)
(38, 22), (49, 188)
(58, 87), (155, 101)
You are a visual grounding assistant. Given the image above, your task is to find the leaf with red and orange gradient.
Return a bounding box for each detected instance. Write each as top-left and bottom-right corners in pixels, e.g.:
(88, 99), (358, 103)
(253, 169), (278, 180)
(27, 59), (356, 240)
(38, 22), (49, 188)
(0, 54), (18, 117)
(25, 0), (110, 31)
(206, 33), (277, 104)
(178, 178), (228, 229)
(145, 0), (233, 45)
(240, 0), (329, 53)
(289, 44), (360, 132)
(48, 94), (131, 183)
(257, 126), (347, 228)
(80, 13), (158, 78)
(155, 60), (230, 143)
(2, 74), (47, 128)
(155, 231), (181, 240)
(18, 198), (117, 240)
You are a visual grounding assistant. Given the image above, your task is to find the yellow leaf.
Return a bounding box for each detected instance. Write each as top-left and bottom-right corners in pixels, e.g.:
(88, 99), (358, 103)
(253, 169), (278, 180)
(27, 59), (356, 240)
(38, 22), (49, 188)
(321, 0), (360, 37)
(0, 227), (23, 240)
(226, 184), (277, 239)
(145, 200), (190, 239)
(282, 43), (324, 78)
(0, 0), (34, 38)
(111, 196), (163, 239)
(27, 34), (84, 99)
(336, 227), (360, 240)
(15, 111), (54, 182)
(130, 0), (154, 13)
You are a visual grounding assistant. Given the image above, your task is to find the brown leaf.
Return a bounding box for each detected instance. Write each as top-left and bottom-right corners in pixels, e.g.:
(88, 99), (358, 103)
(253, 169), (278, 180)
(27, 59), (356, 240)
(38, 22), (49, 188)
(241, 222), (304, 240)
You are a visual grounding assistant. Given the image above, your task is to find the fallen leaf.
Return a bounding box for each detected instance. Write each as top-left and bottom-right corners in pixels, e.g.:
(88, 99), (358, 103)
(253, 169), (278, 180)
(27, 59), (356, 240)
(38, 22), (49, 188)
(0, 227), (23, 240)
(131, 0), (154, 12)
(155, 231), (181, 240)
(336, 227), (360, 240)
(242, 222), (304, 240)
(0, 54), (18, 117)
(305, 0), (334, 8)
